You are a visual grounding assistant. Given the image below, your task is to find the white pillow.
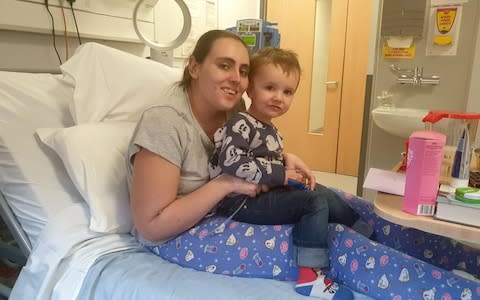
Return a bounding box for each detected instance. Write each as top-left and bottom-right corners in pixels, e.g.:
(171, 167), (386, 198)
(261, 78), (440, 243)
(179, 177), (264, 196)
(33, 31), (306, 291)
(0, 71), (83, 247)
(60, 42), (182, 124)
(36, 122), (136, 233)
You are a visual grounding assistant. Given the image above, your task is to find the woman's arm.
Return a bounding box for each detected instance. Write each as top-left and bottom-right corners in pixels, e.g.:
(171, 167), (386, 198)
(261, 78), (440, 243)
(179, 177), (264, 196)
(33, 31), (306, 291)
(131, 148), (259, 242)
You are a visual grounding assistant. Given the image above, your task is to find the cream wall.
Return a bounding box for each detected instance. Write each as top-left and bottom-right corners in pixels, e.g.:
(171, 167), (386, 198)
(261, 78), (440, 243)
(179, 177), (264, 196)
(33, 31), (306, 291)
(367, 0), (381, 75)
(0, 30), (149, 73)
(0, 0), (155, 72)
(0, 0), (155, 42)
(0, 1), (260, 72)
(467, 16), (480, 115)
(217, 0), (261, 29)
(467, 22), (480, 147)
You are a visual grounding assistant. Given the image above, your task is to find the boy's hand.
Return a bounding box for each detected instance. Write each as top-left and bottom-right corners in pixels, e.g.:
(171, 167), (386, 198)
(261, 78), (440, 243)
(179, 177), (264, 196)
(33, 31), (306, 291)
(285, 170), (312, 191)
(285, 169), (306, 185)
(283, 153), (316, 190)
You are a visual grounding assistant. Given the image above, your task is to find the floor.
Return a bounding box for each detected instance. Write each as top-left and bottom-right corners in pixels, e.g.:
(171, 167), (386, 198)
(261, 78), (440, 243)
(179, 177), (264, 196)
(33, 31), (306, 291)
(312, 171), (358, 195)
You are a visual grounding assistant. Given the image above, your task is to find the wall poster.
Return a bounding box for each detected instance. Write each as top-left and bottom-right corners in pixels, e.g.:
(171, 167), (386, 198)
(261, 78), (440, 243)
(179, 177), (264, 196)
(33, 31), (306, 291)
(426, 0), (467, 56)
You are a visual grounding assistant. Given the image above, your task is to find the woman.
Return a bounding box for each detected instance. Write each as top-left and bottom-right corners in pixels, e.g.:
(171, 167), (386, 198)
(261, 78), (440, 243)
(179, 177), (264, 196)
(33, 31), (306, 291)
(128, 30), (255, 243)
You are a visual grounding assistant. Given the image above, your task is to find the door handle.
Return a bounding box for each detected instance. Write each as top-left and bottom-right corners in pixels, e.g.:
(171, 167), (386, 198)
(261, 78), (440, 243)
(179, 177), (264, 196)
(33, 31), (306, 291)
(324, 80), (338, 86)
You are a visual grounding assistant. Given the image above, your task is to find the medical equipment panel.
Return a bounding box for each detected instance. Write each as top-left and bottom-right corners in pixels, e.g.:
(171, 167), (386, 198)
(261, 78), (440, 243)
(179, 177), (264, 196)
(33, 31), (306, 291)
(227, 19), (280, 53)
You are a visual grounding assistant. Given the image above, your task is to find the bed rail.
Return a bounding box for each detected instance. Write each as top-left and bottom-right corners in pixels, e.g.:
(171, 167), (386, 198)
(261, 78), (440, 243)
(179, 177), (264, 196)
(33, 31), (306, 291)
(0, 191), (31, 258)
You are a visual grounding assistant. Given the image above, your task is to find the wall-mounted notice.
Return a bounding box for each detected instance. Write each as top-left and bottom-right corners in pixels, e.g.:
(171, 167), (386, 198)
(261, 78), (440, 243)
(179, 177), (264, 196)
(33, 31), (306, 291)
(383, 36), (416, 60)
(177, 0), (217, 58)
(426, 1), (465, 56)
(172, 0), (217, 66)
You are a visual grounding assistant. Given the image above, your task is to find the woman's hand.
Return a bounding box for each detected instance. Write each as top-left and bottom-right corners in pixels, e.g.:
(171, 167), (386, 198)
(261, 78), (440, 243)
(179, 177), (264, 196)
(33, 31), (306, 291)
(283, 153), (316, 190)
(213, 173), (260, 197)
(260, 184), (270, 193)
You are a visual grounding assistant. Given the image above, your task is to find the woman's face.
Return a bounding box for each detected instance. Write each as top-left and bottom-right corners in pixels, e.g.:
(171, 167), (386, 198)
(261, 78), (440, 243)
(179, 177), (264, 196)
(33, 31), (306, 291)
(189, 37), (250, 112)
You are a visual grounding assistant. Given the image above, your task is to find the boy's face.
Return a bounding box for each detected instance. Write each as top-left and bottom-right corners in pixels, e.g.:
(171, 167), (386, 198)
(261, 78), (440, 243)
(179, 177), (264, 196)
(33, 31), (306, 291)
(246, 63), (299, 124)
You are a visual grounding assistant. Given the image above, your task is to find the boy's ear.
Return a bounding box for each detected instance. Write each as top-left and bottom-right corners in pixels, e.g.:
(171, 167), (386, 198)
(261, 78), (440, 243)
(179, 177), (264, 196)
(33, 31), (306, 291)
(187, 56), (199, 79)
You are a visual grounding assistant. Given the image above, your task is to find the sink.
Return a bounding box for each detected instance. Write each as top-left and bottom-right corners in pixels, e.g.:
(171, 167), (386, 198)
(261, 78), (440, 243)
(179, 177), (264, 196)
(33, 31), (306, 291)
(372, 106), (430, 138)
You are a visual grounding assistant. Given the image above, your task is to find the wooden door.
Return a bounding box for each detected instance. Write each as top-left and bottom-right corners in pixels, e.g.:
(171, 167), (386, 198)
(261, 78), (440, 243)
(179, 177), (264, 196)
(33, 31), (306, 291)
(267, 0), (372, 176)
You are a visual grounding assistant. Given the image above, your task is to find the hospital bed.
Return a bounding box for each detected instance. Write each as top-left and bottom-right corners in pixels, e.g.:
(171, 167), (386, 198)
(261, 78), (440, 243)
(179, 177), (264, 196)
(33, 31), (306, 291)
(0, 42), (379, 300)
(3, 41), (480, 300)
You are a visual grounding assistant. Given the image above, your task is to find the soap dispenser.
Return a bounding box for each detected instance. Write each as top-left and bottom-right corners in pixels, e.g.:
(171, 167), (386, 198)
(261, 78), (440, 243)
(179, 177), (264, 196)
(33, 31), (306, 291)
(377, 91), (394, 108)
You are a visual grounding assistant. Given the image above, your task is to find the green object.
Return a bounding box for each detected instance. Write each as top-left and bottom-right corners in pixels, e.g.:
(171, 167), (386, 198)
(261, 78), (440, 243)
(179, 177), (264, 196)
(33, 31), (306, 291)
(455, 187), (480, 204)
(241, 34), (257, 47)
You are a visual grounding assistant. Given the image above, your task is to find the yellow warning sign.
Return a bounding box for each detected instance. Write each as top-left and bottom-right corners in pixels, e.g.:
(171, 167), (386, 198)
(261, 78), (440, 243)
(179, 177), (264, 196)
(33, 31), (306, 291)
(434, 7), (457, 45)
(383, 43), (416, 60)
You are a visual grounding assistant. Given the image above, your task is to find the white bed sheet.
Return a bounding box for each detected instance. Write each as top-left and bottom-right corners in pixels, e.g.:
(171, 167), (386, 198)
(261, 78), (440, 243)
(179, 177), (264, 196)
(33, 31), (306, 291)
(80, 250), (375, 300)
(10, 200), (373, 300)
(11, 200), (372, 300)
(10, 202), (140, 300)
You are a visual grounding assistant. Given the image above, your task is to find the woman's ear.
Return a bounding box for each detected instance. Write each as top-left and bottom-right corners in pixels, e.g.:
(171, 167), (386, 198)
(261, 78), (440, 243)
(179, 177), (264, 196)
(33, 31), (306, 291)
(187, 56), (199, 79)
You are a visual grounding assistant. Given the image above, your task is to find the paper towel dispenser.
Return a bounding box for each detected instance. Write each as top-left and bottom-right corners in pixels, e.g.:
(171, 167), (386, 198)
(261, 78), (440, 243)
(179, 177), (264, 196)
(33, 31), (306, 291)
(381, 0), (426, 37)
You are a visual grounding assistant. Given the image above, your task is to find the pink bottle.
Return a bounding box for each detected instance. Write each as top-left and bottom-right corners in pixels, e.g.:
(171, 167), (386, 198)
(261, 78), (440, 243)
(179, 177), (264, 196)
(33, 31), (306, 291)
(403, 131), (446, 216)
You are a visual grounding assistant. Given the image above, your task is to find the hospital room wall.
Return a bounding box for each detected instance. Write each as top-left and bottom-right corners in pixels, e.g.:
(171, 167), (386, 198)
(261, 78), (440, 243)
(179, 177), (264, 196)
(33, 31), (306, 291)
(0, 30), (150, 73)
(361, 0), (480, 200)
(0, 1), (260, 73)
(153, 0), (260, 67)
(152, 0), (260, 38)
(467, 24), (480, 113)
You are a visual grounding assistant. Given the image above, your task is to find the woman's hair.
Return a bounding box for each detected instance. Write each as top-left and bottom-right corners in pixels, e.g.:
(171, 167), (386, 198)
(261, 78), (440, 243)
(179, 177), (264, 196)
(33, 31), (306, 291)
(248, 47), (301, 84)
(179, 30), (250, 88)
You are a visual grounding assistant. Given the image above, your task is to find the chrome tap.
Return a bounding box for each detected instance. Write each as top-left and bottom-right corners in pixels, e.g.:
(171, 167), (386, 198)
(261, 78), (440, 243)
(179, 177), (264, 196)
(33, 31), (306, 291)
(413, 66), (421, 85)
(391, 64), (440, 87)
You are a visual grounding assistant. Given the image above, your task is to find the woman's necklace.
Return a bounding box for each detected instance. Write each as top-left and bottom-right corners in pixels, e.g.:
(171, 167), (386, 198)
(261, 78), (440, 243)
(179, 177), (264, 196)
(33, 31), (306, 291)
(203, 114), (225, 141)
(187, 89), (226, 142)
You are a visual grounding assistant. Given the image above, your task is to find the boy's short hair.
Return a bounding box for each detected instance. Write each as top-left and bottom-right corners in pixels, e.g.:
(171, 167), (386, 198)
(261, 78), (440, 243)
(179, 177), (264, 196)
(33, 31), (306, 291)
(248, 47), (301, 83)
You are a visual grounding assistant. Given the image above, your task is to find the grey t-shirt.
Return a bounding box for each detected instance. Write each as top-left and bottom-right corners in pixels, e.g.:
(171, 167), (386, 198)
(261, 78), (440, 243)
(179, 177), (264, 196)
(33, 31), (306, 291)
(127, 87), (214, 197)
(127, 86), (245, 244)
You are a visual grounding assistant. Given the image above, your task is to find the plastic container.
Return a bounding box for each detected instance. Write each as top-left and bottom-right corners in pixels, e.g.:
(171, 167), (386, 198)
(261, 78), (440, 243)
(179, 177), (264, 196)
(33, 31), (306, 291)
(403, 131), (446, 216)
(422, 111), (480, 188)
